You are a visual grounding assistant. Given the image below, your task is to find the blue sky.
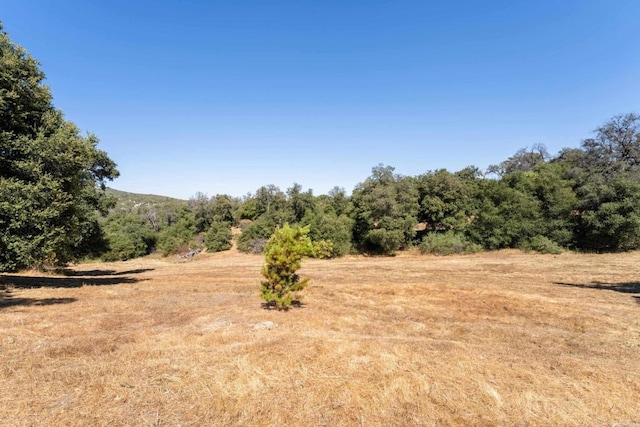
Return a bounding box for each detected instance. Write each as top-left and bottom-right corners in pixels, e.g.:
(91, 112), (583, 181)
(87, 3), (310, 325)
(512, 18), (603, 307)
(3, 1), (639, 199)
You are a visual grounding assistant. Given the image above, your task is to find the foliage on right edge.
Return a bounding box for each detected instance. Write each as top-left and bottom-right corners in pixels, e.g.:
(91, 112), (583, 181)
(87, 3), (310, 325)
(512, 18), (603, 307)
(260, 223), (313, 310)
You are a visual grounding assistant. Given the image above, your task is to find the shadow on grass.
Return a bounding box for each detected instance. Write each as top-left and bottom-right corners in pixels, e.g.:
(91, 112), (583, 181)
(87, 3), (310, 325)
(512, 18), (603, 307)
(261, 300), (306, 310)
(0, 290), (76, 309)
(0, 269), (149, 309)
(57, 268), (154, 277)
(554, 281), (640, 306)
(554, 281), (640, 294)
(0, 274), (143, 289)
(0, 267), (152, 289)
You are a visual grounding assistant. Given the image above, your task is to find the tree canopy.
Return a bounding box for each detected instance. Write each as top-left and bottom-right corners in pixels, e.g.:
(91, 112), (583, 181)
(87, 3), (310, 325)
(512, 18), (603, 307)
(0, 23), (118, 271)
(95, 113), (640, 261)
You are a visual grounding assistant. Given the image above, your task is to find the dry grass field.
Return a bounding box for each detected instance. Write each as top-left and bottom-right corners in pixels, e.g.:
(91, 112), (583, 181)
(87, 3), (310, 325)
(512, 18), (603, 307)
(1, 249), (639, 426)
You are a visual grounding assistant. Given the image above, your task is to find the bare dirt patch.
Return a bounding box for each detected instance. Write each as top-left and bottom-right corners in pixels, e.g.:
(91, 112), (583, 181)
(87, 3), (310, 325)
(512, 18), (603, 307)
(1, 250), (639, 425)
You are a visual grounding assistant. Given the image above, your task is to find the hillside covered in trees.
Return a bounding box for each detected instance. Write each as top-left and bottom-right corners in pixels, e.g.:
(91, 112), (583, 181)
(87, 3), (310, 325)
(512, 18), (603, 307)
(99, 112), (640, 262)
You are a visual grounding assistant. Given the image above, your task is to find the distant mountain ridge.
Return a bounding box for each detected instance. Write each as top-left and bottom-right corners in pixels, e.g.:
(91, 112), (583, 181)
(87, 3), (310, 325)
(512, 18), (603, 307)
(105, 187), (185, 201)
(105, 187), (187, 211)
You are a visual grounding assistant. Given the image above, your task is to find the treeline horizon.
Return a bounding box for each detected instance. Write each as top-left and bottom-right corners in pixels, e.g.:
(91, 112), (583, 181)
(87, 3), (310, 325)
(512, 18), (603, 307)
(100, 112), (640, 261)
(2, 22), (639, 271)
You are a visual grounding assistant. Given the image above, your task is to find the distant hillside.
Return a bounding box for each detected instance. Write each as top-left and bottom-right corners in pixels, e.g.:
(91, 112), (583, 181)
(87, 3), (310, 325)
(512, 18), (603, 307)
(105, 188), (187, 211)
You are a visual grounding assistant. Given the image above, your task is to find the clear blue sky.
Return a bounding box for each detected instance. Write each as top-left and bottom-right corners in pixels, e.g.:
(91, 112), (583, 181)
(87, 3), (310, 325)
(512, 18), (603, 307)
(3, 1), (639, 199)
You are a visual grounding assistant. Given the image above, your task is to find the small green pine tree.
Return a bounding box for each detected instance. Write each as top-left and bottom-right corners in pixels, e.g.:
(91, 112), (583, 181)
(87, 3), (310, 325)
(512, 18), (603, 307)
(260, 224), (313, 310)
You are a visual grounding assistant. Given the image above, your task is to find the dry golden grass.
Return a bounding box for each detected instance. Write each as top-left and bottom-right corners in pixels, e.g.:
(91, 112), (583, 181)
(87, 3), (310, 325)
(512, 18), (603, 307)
(1, 249), (640, 426)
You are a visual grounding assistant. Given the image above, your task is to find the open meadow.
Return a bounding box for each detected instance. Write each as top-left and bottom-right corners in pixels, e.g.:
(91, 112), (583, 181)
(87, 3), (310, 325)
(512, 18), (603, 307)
(1, 249), (639, 426)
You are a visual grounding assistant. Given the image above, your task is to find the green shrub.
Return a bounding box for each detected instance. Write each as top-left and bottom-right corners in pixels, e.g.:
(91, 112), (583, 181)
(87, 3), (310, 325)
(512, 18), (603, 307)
(157, 225), (196, 256)
(101, 213), (156, 261)
(102, 231), (149, 262)
(156, 235), (185, 256)
(419, 231), (482, 255)
(521, 235), (563, 254)
(205, 221), (233, 252)
(237, 216), (277, 254)
(365, 228), (405, 255)
(304, 212), (353, 258)
(310, 240), (334, 259)
(260, 224), (313, 310)
(156, 208), (197, 256)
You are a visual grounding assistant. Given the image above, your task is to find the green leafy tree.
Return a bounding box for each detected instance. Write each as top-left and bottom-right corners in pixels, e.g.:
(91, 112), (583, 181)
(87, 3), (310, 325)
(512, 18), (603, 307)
(580, 113), (640, 175)
(101, 212), (156, 261)
(527, 162), (577, 247)
(487, 144), (549, 177)
(303, 208), (353, 258)
(205, 221), (233, 252)
(210, 194), (240, 224)
(560, 114), (640, 251)
(240, 184), (290, 225)
(189, 192), (215, 233)
(189, 192), (240, 232)
(326, 186), (352, 217)
(260, 224), (313, 310)
(156, 205), (197, 256)
(416, 169), (475, 235)
(236, 215), (278, 254)
(465, 175), (543, 249)
(236, 195), (260, 221)
(236, 185), (296, 254)
(572, 172), (640, 251)
(351, 165), (419, 254)
(0, 24), (118, 271)
(286, 183), (315, 223)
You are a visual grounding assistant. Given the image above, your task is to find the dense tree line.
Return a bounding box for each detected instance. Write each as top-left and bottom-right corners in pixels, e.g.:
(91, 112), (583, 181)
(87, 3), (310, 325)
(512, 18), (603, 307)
(2, 24), (639, 270)
(96, 112), (640, 261)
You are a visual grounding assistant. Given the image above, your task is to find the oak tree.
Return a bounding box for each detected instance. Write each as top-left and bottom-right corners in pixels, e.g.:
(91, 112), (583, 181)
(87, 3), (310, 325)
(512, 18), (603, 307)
(0, 24), (118, 271)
